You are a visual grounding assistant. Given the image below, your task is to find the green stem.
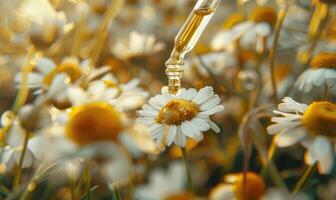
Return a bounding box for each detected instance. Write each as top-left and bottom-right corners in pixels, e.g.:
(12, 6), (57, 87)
(84, 163), (92, 200)
(113, 185), (122, 200)
(323, 82), (329, 100)
(269, 5), (289, 103)
(13, 131), (30, 190)
(291, 162), (318, 198)
(181, 147), (194, 198)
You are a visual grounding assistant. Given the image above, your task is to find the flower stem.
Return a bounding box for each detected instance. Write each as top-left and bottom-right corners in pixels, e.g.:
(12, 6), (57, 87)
(291, 162), (318, 198)
(13, 131), (30, 190)
(89, 0), (124, 68)
(83, 163), (92, 200)
(181, 147), (194, 198)
(269, 5), (289, 103)
(113, 185), (122, 200)
(323, 82), (329, 100)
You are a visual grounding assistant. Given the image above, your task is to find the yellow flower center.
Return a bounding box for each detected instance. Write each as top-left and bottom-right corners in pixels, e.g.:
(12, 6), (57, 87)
(43, 62), (82, 86)
(249, 6), (277, 27)
(223, 12), (245, 30)
(66, 102), (123, 146)
(234, 172), (266, 200)
(156, 99), (199, 125)
(310, 52), (336, 69)
(301, 101), (336, 138)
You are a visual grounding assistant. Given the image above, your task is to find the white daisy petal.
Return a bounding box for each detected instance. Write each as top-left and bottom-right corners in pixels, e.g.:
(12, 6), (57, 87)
(274, 127), (307, 147)
(174, 126), (186, 147)
(136, 118), (156, 126)
(199, 105), (224, 115)
(200, 95), (221, 111)
(304, 136), (334, 174)
(138, 109), (157, 118)
(148, 124), (164, 139)
(191, 117), (210, 131)
(209, 120), (220, 133)
(167, 126), (177, 146)
(181, 121), (202, 141)
(266, 121), (301, 135)
(192, 86), (214, 104)
(149, 97), (163, 110)
(35, 57), (56, 74)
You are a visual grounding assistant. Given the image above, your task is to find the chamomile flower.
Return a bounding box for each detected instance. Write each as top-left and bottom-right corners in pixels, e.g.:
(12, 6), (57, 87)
(112, 31), (165, 61)
(15, 56), (109, 108)
(211, 6), (277, 51)
(296, 52), (336, 92)
(87, 74), (148, 111)
(267, 97), (336, 174)
(137, 86), (224, 147)
(209, 172), (266, 200)
(136, 162), (186, 200)
(0, 120), (45, 171)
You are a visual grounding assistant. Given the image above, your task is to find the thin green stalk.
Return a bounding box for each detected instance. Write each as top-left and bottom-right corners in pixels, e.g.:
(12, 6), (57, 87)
(269, 5), (289, 103)
(291, 162), (318, 199)
(89, 0), (124, 68)
(323, 82), (329, 100)
(84, 163), (92, 200)
(13, 131), (30, 190)
(113, 185), (122, 200)
(181, 147), (194, 198)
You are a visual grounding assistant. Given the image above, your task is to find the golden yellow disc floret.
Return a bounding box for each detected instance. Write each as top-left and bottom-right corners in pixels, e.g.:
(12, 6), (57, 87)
(301, 101), (336, 138)
(43, 62), (82, 86)
(156, 99), (199, 125)
(66, 102), (123, 145)
(310, 52), (336, 69)
(234, 172), (266, 200)
(249, 6), (277, 27)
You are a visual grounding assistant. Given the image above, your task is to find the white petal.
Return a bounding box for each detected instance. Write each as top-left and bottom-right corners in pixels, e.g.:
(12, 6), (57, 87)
(66, 86), (89, 105)
(148, 124), (164, 139)
(192, 86), (214, 105)
(136, 118), (156, 126)
(138, 109), (157, 118)
(166, 126), (177, 146)
(35, 58), (56, 74)
(266, 121), (301, 135)
(181, 121), (203, 141)
(274, 127), (307, 147)
(304, 136), (334, 174)
(200, 95), (221, 111)
(191, 118), (210, 131)
(209, 120), (220, 133)
(174, 126), (186, 147)
(199, 105), (224, 115)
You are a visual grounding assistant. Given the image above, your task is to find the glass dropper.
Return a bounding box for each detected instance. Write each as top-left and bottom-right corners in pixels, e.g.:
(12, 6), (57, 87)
(165, 0), (221, 95)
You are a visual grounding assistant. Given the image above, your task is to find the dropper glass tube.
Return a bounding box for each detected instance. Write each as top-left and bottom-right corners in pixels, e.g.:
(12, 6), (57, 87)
(165, 0), (221, 95)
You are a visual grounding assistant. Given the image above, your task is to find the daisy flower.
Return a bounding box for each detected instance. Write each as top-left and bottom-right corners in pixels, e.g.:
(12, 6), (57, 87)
(19, 0), (74, 48)
(211, 6), (277, 51)
(267, 97), (336, 174)
(112, 31), (165, 61)
(135, 162), (186, 200)
(137, 86), (224, 147)
(296, 52), (336, 92)
(209, 172), (266, 200)
(85, 74), (148, 111)
(15, 56), (109, 108)
(0, 117), (49, 171)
